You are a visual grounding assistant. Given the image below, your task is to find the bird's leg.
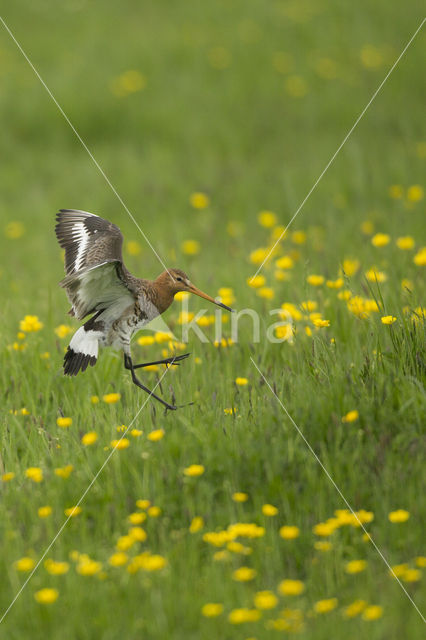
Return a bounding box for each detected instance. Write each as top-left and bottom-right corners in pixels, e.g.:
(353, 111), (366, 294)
(129, 353), (190, 370)
(124, 354), (177, 411)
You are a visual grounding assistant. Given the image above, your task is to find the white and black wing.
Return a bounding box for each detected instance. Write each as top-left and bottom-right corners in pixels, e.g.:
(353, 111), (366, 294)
(55, 210), (137, 319)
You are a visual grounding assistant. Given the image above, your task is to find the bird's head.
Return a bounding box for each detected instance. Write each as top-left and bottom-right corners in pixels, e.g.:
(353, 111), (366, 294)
(157, 268), (234, 312)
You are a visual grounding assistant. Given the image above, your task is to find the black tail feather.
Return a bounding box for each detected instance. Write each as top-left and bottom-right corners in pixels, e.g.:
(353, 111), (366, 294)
(63, 347), (97, 376)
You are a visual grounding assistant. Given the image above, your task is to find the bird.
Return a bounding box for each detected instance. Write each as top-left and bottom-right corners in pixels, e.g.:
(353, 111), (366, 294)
(55, 209), (233, 410)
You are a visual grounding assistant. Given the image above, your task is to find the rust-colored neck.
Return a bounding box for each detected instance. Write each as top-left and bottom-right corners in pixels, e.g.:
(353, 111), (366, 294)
(149, 272), (176, 314)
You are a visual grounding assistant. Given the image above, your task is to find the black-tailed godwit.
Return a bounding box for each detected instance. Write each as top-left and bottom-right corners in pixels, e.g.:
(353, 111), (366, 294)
(55, 209), (233, 410)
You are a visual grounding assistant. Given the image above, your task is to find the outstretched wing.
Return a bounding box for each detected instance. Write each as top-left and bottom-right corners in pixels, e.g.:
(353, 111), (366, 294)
(55, 209), (138, 319)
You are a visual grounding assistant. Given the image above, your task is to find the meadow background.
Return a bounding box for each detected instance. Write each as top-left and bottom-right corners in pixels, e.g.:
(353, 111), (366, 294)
(0, 1), (425, 638)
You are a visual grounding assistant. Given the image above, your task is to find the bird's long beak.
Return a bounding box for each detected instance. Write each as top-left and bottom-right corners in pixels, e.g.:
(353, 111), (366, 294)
(188, 283), (234, 312)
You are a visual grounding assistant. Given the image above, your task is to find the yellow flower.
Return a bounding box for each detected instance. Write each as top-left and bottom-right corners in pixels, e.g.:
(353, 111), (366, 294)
(275, 255), (294, 270)
(189, 516), (204, 533)
(415, 557), (426, 568)
(247, 274), (266, 288)
(190, 192), (210, 209)
(406, 185), (424, 202)
(314, 598), (338, 614)
(279, 526), (300, 540)
(136, 499), (151, 510)
(326, 278), (344, 289)
(34, 588), (59, 604)
(232, 566), (257, 582)
(183, 464), (205, 477)
(360, 45), (383, 69)
(343, 600), (367, 618)
(130, 429), (142, 437)
(314, 541), (333, 552)
(134, 553), (167, 571)
(389, 184), (404, 199)
(116, 535), (135, 551)
(285, 75), (308, 98)
(257, 286), (274, 299)
(25, 467), (43, 483)
(361, 220), (374, 234)
(402, 569), (421, 582)
(401, 279), (414, 291)
(54, 465), (74, 479)
(414, 247), (426, 266)
(275, 270), (291, 282)
(15, 557), (36, 572)
(128, 512), (146, 525)
(19, 315), (43, 332)
(342, 410), (359, 423)
(292, 230), (306, 245)
(227, 523), (265, 539)
(44, 559), (69, 575)
(313, 522), (335, 537)
(278, 579), (305, 596)
(227, 541), (252, 555)
(345, 559), (367, 574)
(147, 428), (165, 442)
(249, 247), (270, 265)
(258, 210), (277, 228)
(126, 240), (141, 256)
(5, 221), (25, 238)
(274, 321), (294, 343)
(56, 416), (72, 428)
(38, 506), (52, 518)
(178, 311), (195, 325)
(76, 559), (102, 576)
(314, 57), (338, 79)
(128, 526), (147, 542)
(181, 239), (200, 255)
(389, 564), (409, 578)
(2, 472), (15, 482)
(396, 236), (415, 250)
(108, 552), (128, 567)
(110, 438), (130, 450)
(137, 335), (155, 346)
(371, 233), (390, 247)
(54, 324), (72, 338)
(307, 275), (324, 286)
(228, 608), (261, 624)
(312, 318), (330, 328)
(381, 315), (396, 325)
(64, 505), (82, 517)
(254, 590), (278, 610)
(341, 258), (360, 276)
(81, 431), (98, 446)
(147, 506), (161, 517)
(201, 603), (223, 618)
(212, 550), (230, 561)
(235, 377), (248, 386)
(262, 504), (278, 516)
(91, 395), (99, 404)
(232, 492), (248, 502)
(110, 70), (146, 97)
(365, 268), (387, 283)
(281, 303), (302, 321)
(362, 605), (383, 621)
(103, 393), (121, 404)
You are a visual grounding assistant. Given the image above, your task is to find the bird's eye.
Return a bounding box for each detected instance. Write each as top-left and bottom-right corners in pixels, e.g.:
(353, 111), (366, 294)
(176, 276), (183, 282)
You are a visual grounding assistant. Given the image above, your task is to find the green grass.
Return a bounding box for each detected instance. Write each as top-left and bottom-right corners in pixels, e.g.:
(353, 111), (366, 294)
(0, 1), (425, 638)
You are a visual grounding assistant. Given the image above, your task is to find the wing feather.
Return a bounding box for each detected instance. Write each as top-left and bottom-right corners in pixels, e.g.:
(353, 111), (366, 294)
(55, 209), (124, 275)
(56, 210), (139, 319)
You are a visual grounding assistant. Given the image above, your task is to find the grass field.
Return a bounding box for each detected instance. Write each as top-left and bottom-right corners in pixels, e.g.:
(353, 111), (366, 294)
(0, 1), (425, 638)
